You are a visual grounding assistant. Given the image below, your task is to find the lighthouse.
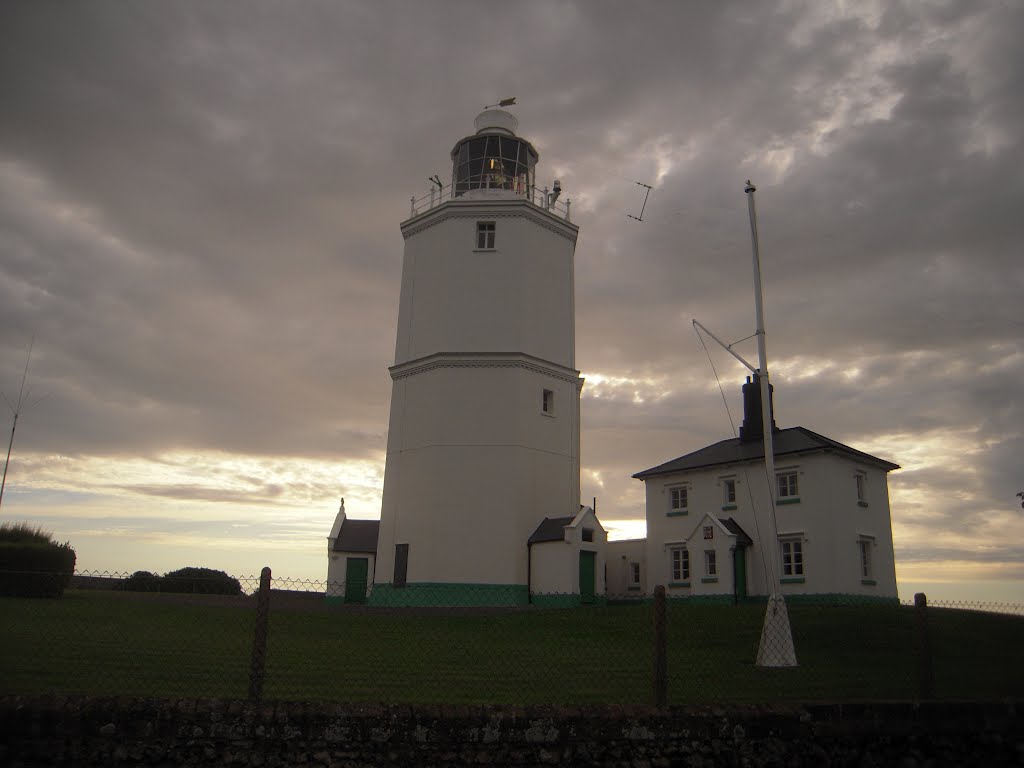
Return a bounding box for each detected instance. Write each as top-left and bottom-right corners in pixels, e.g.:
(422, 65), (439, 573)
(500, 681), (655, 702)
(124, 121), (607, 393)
(367, 108), (602, 606)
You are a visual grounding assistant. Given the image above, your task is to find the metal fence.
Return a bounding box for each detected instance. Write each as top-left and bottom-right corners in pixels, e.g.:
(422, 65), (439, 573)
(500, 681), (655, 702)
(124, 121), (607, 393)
(1, 569), (1021, 705)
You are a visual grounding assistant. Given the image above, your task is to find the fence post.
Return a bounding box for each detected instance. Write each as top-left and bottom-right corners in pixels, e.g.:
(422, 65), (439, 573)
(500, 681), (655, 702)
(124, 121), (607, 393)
(914, 592), (934, 699)
(248, 567), (272, 702)
(653, 584), (667, 707)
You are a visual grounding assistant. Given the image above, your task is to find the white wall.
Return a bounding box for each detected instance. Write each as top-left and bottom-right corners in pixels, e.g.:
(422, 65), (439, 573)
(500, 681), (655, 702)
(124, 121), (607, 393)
(605, 539), (647, 596)
(395, 200), (578, 368)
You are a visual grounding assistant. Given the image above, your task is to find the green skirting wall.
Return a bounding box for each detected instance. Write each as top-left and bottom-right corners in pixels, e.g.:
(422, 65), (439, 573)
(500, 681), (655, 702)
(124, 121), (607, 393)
(368, 583), (531, 607)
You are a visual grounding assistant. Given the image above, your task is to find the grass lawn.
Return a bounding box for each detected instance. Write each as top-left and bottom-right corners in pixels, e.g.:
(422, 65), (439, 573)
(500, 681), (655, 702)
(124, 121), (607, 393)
(1, 590), (1021, 705)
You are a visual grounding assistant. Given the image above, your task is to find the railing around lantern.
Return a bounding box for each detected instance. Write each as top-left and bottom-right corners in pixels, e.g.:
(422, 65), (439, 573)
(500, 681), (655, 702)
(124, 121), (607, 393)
(408, 179), (572, 221)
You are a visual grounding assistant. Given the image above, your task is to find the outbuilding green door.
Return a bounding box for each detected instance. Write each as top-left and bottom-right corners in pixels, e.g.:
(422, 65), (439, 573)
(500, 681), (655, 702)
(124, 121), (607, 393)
(344, 558), (369, 604)
(579, 551), (596, 604)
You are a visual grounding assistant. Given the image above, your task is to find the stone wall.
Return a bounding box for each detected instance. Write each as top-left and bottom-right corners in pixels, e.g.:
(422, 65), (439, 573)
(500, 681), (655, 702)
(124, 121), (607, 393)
(1, 696), (1020, 767)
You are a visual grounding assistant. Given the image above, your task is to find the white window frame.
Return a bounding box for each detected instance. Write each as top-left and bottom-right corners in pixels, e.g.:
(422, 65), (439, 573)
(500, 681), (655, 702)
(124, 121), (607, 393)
(668, 484), (689, 515)
(476, 221), (496, 250)
(780, 537), (804, 578)
(629, 561), (641, 587)
(704, 549), (717, 577)
(670, 546), (689, 582)
(855, 471), (868, 506)
(541, 388), (555, 416)
(777, 470), (799, 502)
(722, 477), (736, 507)
(858, 537), (874, 580)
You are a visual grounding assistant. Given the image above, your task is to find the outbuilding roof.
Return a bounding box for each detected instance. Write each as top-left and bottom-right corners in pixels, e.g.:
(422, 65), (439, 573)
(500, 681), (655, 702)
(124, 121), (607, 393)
(528, 516), (576, 544)
(632, 426), (899, 479)
(331, 519), (380, 554)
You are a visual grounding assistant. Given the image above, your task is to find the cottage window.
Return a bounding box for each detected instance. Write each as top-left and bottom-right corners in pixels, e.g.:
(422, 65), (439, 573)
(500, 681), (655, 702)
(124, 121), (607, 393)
(780, 538), (804, 577)
(668, 485), (688, 515)
(629, 562), (641, 586)
(777, 471), (799, 503)
(704, 550), (717, 576)
(670, 547), (689, 582)
(723, 478), (736, 507)
(476, 221), (496, 250)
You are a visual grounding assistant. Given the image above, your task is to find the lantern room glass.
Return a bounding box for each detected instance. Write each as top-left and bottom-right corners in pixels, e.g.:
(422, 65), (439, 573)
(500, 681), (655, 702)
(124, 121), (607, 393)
(452, 134), (537, 197)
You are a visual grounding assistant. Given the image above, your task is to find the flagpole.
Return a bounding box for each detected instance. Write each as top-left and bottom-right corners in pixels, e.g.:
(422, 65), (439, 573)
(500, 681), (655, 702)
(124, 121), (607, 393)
(745, 181), (797, 667)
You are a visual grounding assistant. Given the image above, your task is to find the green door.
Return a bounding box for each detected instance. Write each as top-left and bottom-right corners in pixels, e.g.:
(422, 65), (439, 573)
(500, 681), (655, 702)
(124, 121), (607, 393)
(733, 546), (747, 602)
(579, 551), (596, 604)
(344, 558), (369, 604)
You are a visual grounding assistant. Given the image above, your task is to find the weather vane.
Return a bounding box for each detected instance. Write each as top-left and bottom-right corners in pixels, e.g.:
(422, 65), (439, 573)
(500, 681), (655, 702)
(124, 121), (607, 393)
(485, 97), (517, 109)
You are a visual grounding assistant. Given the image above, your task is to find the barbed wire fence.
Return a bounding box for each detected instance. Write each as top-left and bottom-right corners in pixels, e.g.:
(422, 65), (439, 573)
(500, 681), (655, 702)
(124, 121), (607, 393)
(1, 568), (1021, 705)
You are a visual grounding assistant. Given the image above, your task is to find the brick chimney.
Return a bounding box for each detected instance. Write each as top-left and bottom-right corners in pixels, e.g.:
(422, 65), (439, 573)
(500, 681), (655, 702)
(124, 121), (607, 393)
(739, 373), (777, 441)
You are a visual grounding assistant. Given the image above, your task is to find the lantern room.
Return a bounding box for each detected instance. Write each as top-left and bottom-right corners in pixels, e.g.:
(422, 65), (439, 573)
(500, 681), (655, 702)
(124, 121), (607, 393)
(451, 109), (539, 198)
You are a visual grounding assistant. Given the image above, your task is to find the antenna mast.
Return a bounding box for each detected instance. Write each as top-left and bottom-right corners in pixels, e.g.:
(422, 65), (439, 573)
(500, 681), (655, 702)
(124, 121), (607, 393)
(0, 338), (35, 511)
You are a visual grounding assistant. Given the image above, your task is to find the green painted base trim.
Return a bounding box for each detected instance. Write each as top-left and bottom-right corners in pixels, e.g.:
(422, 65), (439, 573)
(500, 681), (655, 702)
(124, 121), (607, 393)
(857, 500), (870, 507)
(781, 592), (899, 606)
(720, 592), (900, 606)
(781, 577), (806, 584)
(666, 510), (688, 517)
(666, 593), (735, 605)
(777, 497), (801, 505)
(701, 577), (719, 584)
(667, 581), (690, 588)
(861, 578), (877, 586)
(721, 504), (737, 511)
(368, 582), (529, 607)
(324, 595), (344, 605)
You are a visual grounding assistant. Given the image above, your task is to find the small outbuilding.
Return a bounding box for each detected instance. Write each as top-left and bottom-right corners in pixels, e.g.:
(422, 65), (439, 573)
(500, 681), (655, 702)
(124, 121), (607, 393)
(528, 506), (607, 606)
(327, 499), (380, 604)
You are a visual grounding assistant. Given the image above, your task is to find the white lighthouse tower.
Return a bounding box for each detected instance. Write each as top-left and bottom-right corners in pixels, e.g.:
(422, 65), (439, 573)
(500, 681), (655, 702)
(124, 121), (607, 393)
(370, 108), (589, 606)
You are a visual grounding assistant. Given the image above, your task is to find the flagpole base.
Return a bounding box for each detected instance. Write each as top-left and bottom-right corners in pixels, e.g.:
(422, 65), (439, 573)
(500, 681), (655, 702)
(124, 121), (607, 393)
(756, 592), (798, 667)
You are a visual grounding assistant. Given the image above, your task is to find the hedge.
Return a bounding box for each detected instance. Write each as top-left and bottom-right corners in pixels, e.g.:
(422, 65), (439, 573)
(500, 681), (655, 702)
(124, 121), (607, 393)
(0, 528), (77, 598)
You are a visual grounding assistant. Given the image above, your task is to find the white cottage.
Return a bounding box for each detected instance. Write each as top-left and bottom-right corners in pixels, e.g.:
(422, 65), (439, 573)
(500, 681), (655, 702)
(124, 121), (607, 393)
(615, 376), (900, 602)
(328, 108), (605, 606)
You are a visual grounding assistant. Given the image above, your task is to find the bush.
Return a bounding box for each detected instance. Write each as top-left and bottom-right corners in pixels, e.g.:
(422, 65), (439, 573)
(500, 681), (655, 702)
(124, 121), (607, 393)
(118, 570), (163, 592)
(0, 522), (77, 598)
(161, 567), (242, 596)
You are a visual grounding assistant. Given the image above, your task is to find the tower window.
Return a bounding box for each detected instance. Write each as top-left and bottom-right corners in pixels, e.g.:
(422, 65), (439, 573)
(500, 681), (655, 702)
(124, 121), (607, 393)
(542, 388), (555, 415)
(476, 221), (495, 250)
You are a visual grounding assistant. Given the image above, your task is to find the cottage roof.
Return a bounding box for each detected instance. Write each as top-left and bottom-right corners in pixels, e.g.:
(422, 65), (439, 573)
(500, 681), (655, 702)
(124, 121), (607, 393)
(331, 519), (380, 554)
(528, 516), (575, 544)
(632, 426), (899, 479)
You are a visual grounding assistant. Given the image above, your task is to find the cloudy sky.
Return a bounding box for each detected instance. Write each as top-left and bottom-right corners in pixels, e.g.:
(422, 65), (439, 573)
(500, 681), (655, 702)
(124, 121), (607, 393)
(1, 1), (1021, 602)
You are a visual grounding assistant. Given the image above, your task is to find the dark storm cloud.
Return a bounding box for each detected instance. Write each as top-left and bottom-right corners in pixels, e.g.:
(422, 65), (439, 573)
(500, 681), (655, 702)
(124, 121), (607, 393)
(1, 1), (1021, 582)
